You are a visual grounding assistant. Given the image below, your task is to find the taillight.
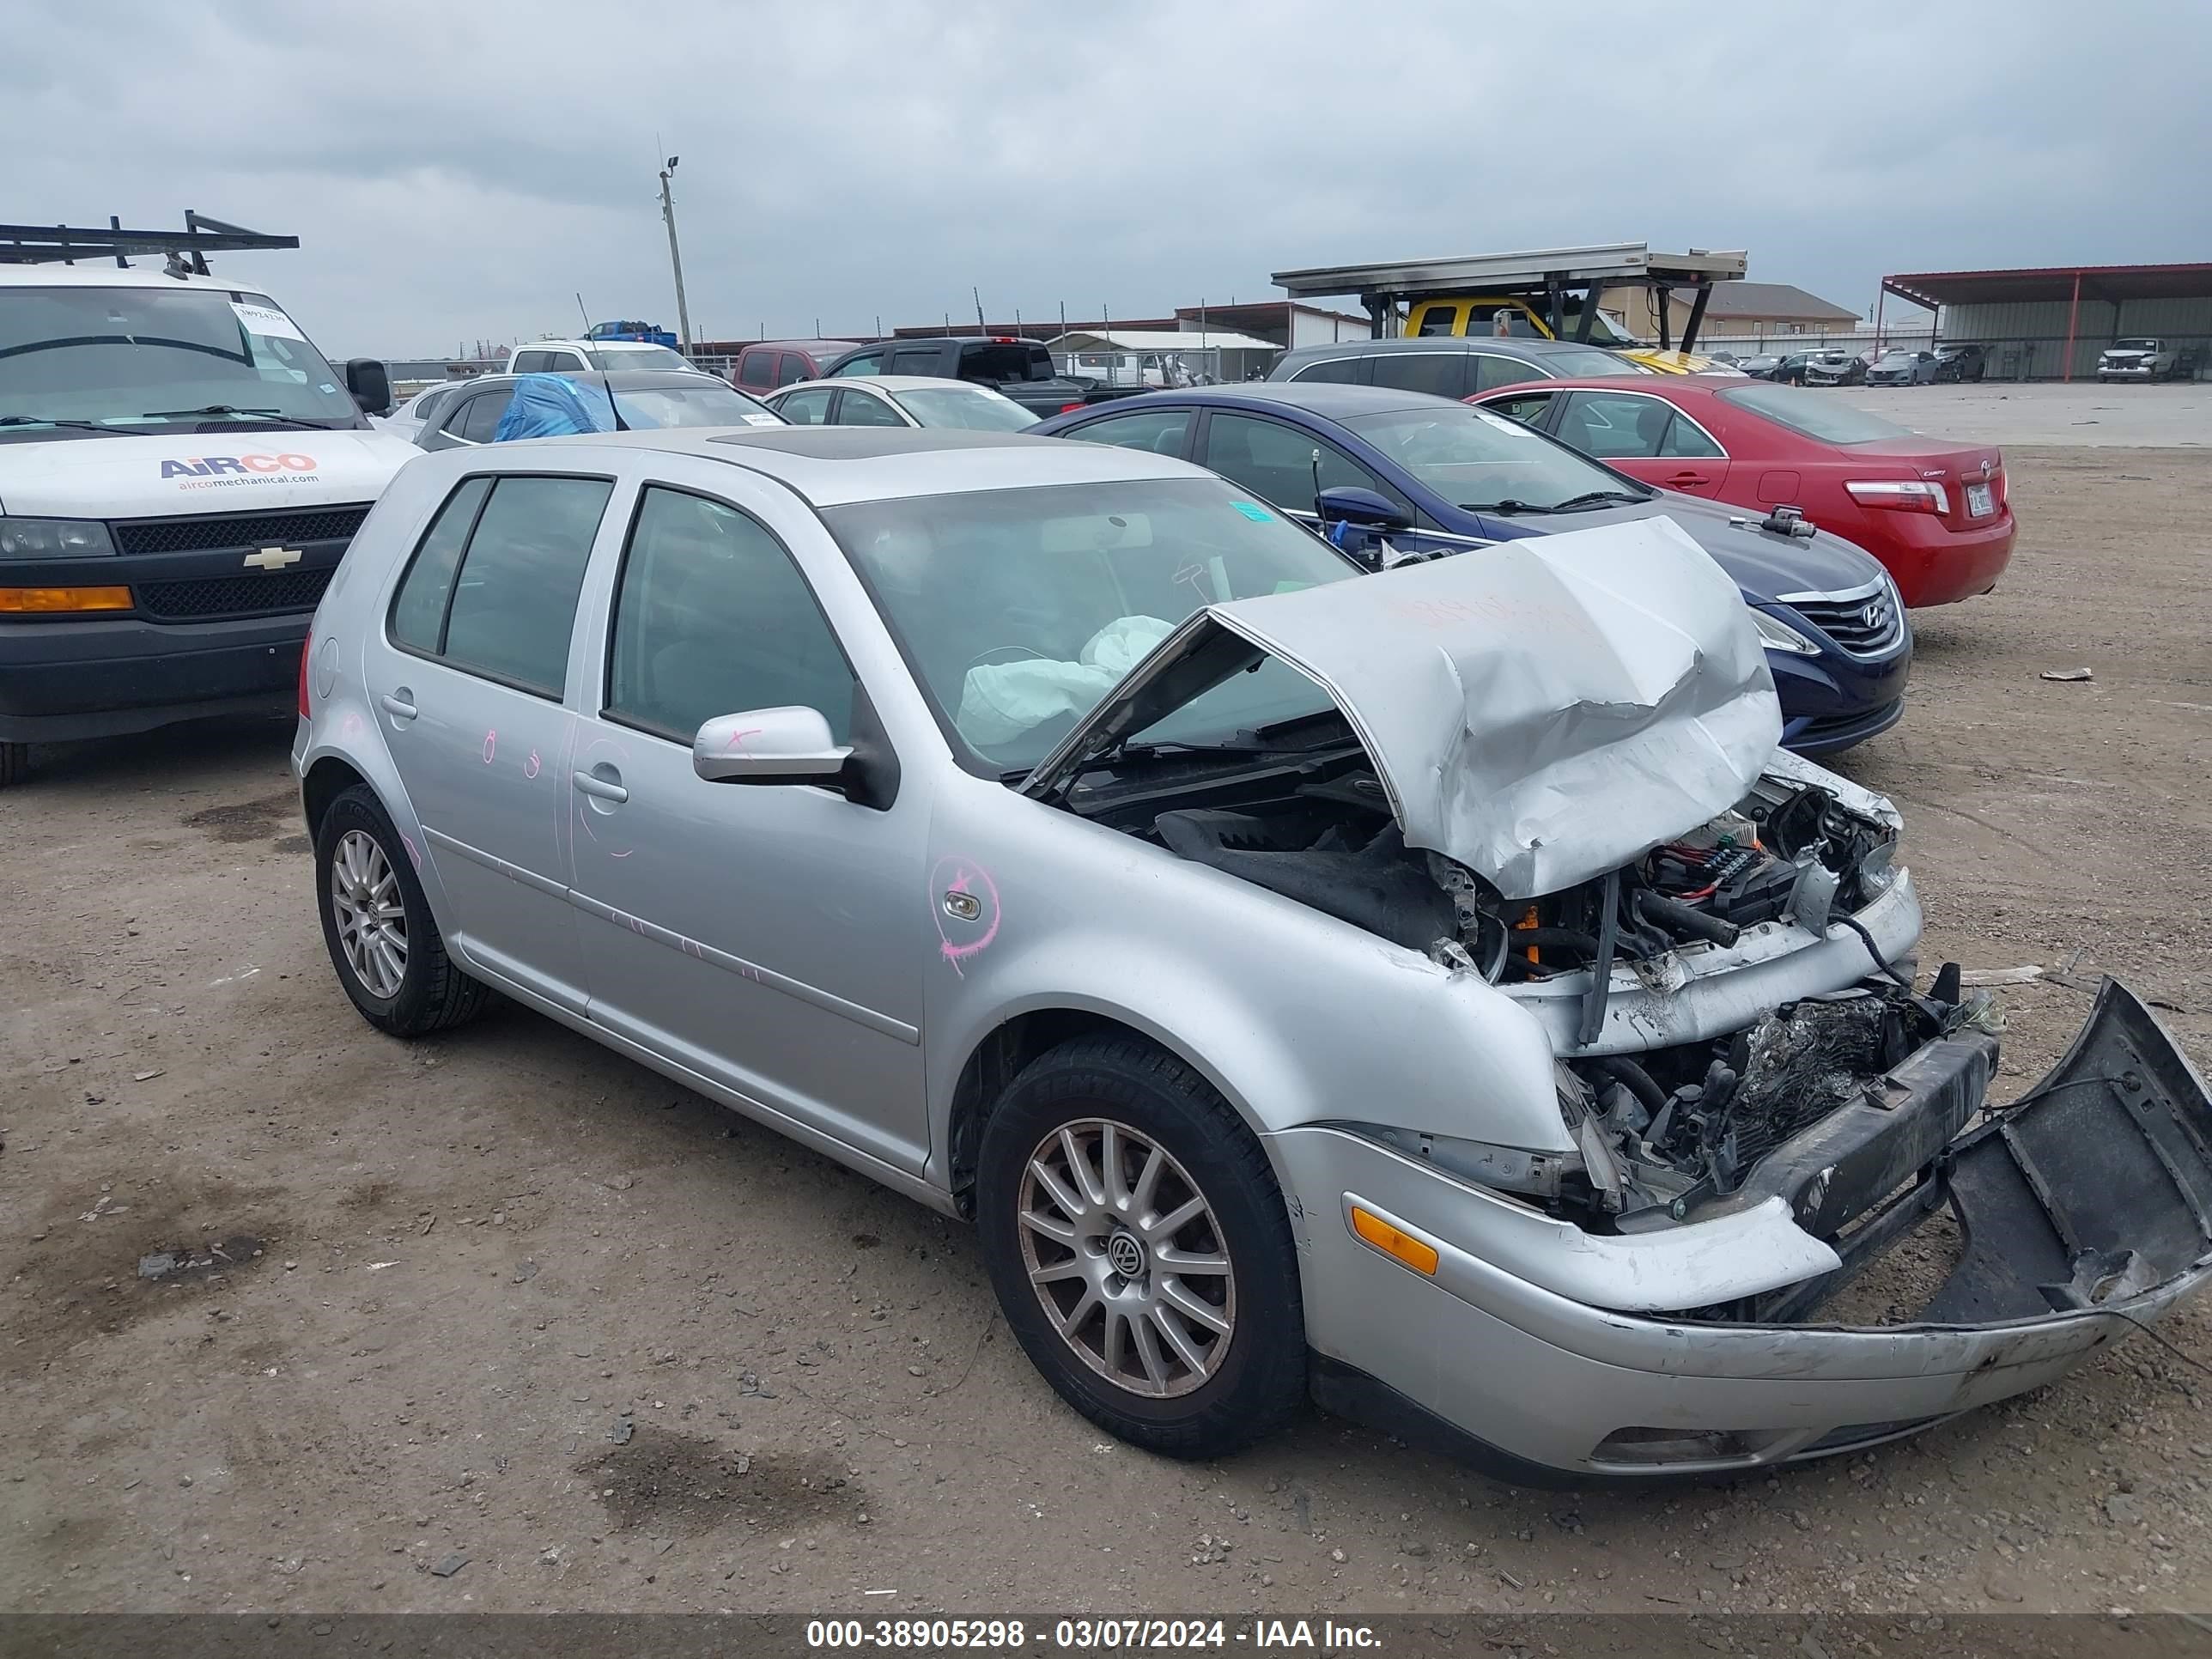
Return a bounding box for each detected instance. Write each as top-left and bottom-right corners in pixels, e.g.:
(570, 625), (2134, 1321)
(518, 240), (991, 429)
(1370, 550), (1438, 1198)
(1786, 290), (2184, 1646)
(1845, 479), (1949, 514)
(1059, 402), (1085, 414)
(297, 631), (313, 718)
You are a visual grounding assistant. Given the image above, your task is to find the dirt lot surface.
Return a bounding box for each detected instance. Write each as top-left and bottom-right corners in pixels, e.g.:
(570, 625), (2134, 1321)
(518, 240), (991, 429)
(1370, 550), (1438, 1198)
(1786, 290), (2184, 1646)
(4, 446), (2210, 1620)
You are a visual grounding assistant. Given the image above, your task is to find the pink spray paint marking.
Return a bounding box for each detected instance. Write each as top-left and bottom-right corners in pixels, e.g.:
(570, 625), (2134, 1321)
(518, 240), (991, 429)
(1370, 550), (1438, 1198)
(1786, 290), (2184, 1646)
(341, 712), (365, 742)
(929, 854), (1000, 977)
(524, 747), (541, 780)
(483, 728), (497, 764)
(725, 726), (764, 753)
(573, 732), (635, 860)
(399, 833), (422, 870)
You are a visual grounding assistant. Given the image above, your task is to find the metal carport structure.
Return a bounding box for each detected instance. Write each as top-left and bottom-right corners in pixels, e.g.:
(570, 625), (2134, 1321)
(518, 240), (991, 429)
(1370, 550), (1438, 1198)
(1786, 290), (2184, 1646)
(1881, 263), (2212, 381)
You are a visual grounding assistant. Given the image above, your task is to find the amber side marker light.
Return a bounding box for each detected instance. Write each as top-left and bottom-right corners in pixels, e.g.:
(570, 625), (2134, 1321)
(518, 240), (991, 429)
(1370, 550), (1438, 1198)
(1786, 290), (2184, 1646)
(0, 586), (132, 613)
(1350, 1206), (1439, 1276)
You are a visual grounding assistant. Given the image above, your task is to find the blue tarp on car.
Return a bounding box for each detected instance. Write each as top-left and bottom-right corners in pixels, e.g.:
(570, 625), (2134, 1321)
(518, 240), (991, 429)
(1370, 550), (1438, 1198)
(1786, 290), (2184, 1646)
(492, 373), (618, 441)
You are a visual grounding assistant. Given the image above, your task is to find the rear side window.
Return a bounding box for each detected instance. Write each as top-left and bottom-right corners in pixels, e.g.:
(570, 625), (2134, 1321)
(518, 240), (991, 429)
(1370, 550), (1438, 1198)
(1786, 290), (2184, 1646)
(390, 477), (491, 653)
(456, 392), (507, 444)
(890, 347), (943, 375)
(1557, 392), (1677, 460)
(1368, 352), (1468, 398)
(833, 389), (905, 427)
(1287, 355), (1360, 385)
(605, 486), (855, 743)
(1657, 414), (1724, 459)
(737, 350), (776, 388)
(391, 475), (614, 696)
(777, 387), (832, 424)
(1472, 354), (1546, 392)
(1061, 408), (1190, 456)
(513, 349), (556, 373)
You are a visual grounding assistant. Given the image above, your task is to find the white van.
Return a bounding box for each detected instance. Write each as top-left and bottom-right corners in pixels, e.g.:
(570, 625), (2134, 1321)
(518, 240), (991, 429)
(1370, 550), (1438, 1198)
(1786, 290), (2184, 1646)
(0, 226), (417, 785)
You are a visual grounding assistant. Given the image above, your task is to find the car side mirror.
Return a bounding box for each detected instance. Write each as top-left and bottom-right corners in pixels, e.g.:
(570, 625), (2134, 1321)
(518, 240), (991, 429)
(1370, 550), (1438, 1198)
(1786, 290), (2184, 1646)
(693, 707), (854, 786)
(345, 359), (392, 416)
(1314, 485), (1411, 532)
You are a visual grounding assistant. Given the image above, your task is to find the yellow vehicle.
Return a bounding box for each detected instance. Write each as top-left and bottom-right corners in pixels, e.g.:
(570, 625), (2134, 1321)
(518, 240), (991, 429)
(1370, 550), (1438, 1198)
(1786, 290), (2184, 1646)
(1404, 295), (1726, 375)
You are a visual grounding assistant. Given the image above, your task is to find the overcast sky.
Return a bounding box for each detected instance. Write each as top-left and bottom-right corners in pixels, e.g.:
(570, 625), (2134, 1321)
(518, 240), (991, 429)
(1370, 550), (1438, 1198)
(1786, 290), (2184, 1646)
(11, 0), (2209, 357)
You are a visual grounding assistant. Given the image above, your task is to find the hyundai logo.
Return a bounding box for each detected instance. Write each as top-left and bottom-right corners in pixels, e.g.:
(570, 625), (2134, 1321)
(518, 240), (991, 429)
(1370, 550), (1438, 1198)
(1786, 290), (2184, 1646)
(1861, 601), (1888, 630)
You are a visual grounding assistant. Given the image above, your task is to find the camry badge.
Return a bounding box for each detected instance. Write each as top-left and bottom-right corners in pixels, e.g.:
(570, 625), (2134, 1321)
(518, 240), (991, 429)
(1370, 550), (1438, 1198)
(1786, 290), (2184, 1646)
(244, 546), (303, 571)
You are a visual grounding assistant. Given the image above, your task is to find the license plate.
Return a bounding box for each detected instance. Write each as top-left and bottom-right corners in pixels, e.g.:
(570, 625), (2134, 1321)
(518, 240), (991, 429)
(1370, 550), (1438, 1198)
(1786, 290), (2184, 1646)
(1966, 482), (1995, 517)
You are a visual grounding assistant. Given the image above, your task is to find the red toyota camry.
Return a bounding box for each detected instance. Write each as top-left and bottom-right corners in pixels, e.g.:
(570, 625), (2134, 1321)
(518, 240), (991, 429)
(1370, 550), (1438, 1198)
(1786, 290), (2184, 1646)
(1469, 376), (2014, 608)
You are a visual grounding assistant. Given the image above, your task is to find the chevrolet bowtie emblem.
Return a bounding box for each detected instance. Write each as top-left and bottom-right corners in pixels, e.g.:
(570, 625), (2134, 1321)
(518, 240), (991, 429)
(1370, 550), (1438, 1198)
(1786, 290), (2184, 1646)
(244, 546), (303, 571)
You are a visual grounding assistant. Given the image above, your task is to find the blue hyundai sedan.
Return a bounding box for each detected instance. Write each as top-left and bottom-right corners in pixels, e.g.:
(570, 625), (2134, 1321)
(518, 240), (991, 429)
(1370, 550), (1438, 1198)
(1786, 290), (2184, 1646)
(1036, 385), (1911, 756)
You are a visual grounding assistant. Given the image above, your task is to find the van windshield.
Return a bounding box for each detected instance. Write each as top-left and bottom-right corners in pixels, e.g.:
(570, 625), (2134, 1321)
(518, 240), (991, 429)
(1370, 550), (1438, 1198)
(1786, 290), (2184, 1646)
(0, 285), (362, 440)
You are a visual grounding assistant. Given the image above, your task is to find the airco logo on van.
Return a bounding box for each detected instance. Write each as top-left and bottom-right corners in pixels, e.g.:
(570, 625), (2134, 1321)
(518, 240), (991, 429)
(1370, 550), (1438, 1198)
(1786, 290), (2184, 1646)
(161, 453), (319, 478)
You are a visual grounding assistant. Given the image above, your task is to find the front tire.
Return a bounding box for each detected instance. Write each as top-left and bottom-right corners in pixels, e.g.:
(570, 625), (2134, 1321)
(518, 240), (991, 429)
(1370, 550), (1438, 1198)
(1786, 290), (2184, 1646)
(977, 1036), (1307, 1458)
(315, 784), (490, 1036)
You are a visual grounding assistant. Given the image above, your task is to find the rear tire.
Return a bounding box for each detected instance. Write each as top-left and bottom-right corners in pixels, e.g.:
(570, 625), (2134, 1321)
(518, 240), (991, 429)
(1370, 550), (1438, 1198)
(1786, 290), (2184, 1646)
(315, 784), (491, 1036)
(0, 740), (26, 788)
(977, 1035), (1306, 1459)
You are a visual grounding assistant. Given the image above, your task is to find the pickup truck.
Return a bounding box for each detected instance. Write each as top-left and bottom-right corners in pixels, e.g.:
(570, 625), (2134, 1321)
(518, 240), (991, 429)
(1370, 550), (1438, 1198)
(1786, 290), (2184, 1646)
(816, 337), (1134, 417)
(2098, 338), (2198, 382)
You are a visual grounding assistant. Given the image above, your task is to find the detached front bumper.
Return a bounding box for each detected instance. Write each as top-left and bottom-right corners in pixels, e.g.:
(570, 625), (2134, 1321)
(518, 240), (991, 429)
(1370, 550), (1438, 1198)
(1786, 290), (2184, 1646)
(1279, 981), (2212, 1481)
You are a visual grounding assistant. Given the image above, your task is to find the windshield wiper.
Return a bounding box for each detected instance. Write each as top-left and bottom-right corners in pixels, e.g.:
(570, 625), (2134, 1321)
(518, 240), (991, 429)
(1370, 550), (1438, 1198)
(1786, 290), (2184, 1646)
(1548, 489), (1650, 510)
(139, 404), (326, 428)
(0, 416), (125, 435)
(1458, 498), (1556, 515)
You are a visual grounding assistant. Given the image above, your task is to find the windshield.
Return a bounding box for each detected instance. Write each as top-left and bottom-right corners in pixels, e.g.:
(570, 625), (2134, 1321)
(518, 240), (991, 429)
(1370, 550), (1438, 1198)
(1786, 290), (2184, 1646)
(605, 382), (778, 427)
(587, 345), (693, 371)
(823, 477), (1358, 770)
(0, 284), (361, 439)
(1719, 382), (1911, 443)
(2114, 339), (2159, 352)
(895, 385), (1037, 431)
(1341, 404), (1647, 512)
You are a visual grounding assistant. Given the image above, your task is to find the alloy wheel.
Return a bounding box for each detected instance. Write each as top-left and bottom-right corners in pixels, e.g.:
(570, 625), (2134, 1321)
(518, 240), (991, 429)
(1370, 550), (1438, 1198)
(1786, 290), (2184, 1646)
(330, 829), (407, 999)
(1016, 1117), (1237, 1398)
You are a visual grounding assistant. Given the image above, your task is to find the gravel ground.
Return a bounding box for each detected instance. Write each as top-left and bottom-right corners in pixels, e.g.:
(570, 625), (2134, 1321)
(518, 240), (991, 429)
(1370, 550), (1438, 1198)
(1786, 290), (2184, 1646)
(3, 444), (2209, 1619)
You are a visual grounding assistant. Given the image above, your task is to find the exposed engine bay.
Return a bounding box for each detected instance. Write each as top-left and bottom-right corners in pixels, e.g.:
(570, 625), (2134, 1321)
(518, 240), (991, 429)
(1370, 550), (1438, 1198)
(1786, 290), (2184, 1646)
(1080, 733), (1976, 1233)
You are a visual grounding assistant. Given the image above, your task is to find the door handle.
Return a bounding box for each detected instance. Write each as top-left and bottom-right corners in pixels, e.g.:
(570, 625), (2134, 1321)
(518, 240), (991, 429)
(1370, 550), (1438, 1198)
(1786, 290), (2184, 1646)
(1667, 471), (1710, 485)
(572, 768), (628, 805)
(380, 690), (418, 720)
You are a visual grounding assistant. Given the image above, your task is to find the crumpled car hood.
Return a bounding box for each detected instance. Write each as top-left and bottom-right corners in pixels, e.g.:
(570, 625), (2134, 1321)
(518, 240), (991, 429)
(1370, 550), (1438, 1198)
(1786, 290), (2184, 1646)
(1024, 516), (1783, 899)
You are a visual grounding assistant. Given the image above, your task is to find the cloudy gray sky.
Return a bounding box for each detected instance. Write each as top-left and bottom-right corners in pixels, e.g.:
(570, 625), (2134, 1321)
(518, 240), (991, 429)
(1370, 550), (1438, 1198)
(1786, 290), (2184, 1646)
(10, 0), (2208, 356)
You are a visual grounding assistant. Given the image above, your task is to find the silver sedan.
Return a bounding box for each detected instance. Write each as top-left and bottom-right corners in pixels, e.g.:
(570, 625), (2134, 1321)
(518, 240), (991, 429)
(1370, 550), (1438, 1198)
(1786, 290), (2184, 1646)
(295, 427), (2212, 1478)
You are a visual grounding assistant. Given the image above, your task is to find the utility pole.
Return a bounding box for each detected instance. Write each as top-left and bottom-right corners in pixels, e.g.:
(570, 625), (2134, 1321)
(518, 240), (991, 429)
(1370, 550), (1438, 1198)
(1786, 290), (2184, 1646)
(657, 155), (693, 351)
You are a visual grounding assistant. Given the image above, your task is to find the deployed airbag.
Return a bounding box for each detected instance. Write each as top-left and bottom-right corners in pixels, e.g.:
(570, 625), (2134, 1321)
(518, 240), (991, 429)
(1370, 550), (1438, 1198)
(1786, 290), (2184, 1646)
(958, 615), (1172, 748)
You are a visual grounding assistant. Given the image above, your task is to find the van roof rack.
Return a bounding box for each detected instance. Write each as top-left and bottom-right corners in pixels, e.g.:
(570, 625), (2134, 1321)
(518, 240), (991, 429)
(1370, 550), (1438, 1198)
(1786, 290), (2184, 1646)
(0, 211), (298, 273)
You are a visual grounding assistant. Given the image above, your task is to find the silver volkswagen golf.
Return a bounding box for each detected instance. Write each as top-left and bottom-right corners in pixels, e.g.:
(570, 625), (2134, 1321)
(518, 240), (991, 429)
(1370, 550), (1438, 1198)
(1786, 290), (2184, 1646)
(296, 427), (2212, 1479)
